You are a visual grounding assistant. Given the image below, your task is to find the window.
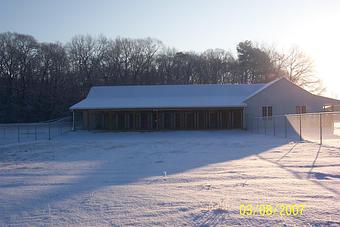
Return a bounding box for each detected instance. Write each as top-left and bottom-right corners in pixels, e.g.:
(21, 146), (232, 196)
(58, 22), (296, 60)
(296, 106), (300, 114)
(262, 106), (273, 117)
(262, 106), (267, 117)
(296, 105), (307, 114)
(268, 106), (273, 116)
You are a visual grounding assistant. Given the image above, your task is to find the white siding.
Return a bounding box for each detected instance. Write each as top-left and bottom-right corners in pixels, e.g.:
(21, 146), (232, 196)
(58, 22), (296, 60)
(244, 78), (340, 119)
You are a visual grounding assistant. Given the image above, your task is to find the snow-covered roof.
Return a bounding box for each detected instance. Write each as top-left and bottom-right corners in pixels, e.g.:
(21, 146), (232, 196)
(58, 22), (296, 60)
(70, 83), (266, 110)
(243, 77), (282, 101)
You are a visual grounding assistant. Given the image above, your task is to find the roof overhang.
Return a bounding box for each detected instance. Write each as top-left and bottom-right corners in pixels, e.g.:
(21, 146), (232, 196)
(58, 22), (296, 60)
(70, 83), (264, 111)
(70, 102), (248, 111)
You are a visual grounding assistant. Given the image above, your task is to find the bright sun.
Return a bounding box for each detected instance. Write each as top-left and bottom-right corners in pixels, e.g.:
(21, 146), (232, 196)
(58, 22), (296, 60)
(288, 11), (340, 98)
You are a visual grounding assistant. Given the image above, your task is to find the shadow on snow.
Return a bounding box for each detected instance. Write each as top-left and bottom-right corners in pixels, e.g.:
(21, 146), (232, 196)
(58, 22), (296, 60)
(0, 130), (304, 220)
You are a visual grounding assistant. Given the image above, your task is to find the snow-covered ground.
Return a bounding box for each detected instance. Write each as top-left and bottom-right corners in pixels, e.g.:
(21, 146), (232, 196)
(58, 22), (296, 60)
(0, 130), (339, 226)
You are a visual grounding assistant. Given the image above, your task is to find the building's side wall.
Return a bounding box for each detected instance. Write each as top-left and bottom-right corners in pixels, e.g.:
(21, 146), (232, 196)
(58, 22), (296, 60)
(245, 79), (340, 121)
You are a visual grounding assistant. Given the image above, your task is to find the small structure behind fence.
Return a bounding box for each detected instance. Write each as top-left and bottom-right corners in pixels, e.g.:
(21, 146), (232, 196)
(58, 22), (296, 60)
(0, 117), (72, 145)
(248, 112), (340, 148)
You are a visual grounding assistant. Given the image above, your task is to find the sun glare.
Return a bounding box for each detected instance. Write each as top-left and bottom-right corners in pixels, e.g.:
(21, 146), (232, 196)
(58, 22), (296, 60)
(291, 11), (340, 97)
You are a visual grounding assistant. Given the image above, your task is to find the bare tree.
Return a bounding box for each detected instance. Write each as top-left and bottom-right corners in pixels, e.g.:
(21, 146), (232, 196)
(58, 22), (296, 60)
(266, 46), (324, 94)
(0, 32), (40, 122)
(200, 49), (234, 84)
(284, 47), (324, 94)
(66, 35), (108, 96)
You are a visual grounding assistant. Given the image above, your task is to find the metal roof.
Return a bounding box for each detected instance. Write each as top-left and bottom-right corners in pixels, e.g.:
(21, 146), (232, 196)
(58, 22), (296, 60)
(70, 83), (266, 110)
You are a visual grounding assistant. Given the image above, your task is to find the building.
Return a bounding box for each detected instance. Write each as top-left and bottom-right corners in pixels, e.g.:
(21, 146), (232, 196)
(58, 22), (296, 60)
(70, 77), (340, 131)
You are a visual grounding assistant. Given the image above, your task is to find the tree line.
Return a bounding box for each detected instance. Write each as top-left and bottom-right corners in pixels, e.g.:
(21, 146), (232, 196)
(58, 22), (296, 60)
(0, 32), (321, 123)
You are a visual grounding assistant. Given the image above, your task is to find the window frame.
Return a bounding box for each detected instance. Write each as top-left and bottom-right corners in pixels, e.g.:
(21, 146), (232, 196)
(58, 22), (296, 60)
(267, 106), (273, 117)
(296, 105), (307, 114)
(262, 106), (268, 117)
(262, 106), (273, 117)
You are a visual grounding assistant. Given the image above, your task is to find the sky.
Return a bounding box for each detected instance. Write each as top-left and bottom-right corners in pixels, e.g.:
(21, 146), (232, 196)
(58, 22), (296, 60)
(1, 0), (340, 97)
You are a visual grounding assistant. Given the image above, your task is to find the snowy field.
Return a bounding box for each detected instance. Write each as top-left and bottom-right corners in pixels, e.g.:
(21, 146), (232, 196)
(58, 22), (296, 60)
(0, 130), (339, 226)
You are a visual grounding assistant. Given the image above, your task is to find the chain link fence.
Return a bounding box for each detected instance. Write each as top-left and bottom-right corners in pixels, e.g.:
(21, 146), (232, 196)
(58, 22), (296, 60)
(247, 112), (340, 147)
(0, 117), (73, 145)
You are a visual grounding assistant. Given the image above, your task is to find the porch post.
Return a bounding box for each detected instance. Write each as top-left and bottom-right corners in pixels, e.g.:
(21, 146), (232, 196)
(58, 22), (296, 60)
(72, 110), (75, 131)
(242, 107), (246, 129)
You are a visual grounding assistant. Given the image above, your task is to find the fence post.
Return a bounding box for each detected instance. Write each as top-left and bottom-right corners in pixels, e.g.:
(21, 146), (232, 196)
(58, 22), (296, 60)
(299, 114), (302, 141)
(264, 118), (267, 135)
(320, 113), (323, 145)
(35, 125), (37, 141)
(284, 116), (288, 138)
(17, 126), (20, 143)
(48, 123), (51, 140)
(257, 118), (259, 133)
(273, 117), (276, 136)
